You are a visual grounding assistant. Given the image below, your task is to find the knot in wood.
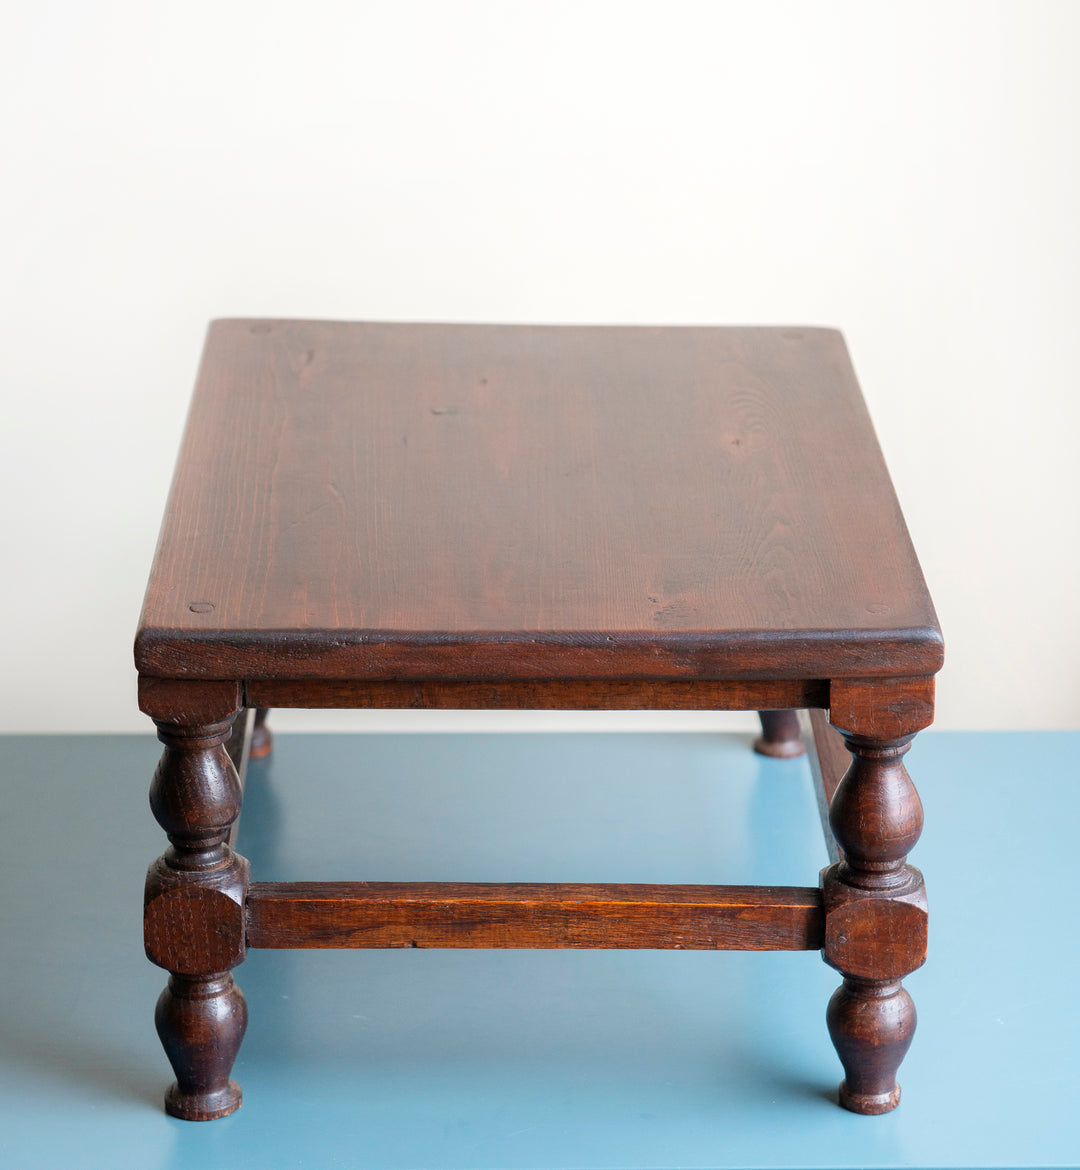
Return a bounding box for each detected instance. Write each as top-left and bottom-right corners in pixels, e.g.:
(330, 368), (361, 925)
(829, 736), (923, 886)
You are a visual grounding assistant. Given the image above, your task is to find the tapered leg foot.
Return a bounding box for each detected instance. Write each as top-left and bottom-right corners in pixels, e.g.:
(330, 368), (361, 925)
(754, 709), (805, 758)
(827, 977), (914, 1114)
(250, 708), (273, 759)
(156, 974), (247, 1120)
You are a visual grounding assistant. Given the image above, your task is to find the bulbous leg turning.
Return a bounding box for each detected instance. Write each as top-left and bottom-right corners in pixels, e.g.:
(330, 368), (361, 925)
(157, 974), (248, 1120)
(827, 977), (915, 1114)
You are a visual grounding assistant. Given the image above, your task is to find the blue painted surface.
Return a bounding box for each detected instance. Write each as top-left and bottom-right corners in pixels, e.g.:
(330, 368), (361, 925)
(0, 731), (1077, 1168)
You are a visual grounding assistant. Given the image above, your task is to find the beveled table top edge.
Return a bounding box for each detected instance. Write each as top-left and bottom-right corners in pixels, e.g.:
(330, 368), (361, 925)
(134, 622), (944, 681)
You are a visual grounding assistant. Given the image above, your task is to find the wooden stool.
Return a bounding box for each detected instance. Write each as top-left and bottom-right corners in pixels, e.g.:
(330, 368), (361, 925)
(136, 321), (942, 1120)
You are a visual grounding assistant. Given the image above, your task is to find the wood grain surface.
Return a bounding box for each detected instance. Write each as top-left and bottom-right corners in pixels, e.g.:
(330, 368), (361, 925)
(245, 882), (824, 951)
(243, 677), (828, 711)
(224, 708), (254, 849)
(802, 707), (848, 862)
(136, 321), (942, 682)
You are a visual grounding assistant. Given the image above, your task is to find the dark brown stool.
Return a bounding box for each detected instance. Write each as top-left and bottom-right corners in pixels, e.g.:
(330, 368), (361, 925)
(137, 321), (942, 1119)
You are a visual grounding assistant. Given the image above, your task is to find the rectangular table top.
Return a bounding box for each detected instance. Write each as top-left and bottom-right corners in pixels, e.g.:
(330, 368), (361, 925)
(136, 321), (942, 682)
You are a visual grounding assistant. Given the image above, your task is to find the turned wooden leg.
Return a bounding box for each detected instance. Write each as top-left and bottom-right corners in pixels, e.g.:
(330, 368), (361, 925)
(250, 707), (273, 759)
(157, 973), (248, 1120)
(754, 709), (805, 758)
(822, 731), (927, 1114)
(827, 977), (915, 1113)
(144, 714), (250, 1120)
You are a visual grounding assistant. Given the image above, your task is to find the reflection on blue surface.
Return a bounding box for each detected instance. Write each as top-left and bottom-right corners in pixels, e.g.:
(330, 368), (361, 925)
(0, 731), (1077, 1168)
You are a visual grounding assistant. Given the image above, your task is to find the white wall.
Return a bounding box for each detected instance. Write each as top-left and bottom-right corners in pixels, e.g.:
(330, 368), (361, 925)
(2, 1), (1077, 733)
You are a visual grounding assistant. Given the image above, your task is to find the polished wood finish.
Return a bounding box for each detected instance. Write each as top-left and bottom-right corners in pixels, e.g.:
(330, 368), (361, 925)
(144, 715), (249, 1120)
(223, 707), (252, 777)
(828, 675), (936, 739)
(138, 677), (242, 726)
(136, 322), (942, 683)
(826, 978), (915, 1116)
(138, 321), (942, 1119)
(245, 678), (828, 711)
(246, 883), (824, 951)
(754, 709), (805, 758)
(224, 708), (255, 849)
(803, 709), (849, 808)
(820, 730), (927, 1114)
(156, 973), (247, 1123)
(800, 708), (847, 862)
